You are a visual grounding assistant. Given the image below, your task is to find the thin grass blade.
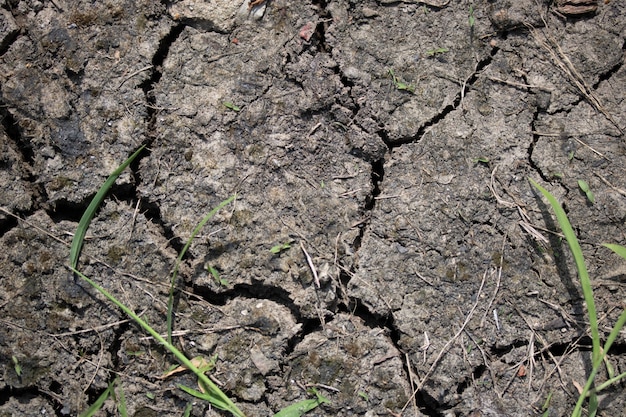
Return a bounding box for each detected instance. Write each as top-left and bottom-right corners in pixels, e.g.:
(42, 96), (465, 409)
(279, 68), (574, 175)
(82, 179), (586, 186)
(71, 267), (245, 417)
(529, 179), (600, 360)
(596, 370), (626, 392)
(178, 384), (231, 410)
(70, 145), (145, 269)
(273, 389), (330, 417)
(79, 379), (115, 417)
(183, 402), (193, 417)
(602, 243), (626, 261)
(167, 195), (235, 344)
(116, 378), (128, 417)
(571, 280), (626, 415)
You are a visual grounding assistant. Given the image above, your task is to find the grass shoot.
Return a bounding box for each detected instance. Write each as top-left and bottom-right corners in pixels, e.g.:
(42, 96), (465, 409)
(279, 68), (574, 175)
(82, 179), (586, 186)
(530, 178), (626, 416)
(270, 241), (292, 254)
(70, 145), (145, 270)
(79, 378), (126, 417)
(206, 264), (229, 286)
(273, 389), (330, 417)
(223, 101), (241, 111)
(71, 149), (330, 416)
(577, 179), (595, 204)
(468, 5), (475, 28)
(425, 47), (449, 57)
(72, 267), (246, 417)
(388, 68), (416, 93)
(167, 195), (236, 344)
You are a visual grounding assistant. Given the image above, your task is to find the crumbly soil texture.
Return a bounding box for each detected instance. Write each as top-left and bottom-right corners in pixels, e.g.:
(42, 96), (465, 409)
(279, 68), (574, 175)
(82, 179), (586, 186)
(1, 0), (626, 416)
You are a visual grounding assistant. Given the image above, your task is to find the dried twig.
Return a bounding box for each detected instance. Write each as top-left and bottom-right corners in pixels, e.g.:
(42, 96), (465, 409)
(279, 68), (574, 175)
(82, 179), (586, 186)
(480, 235), (506, 328)
(300, 241), (320, 288)
(527, 23), (623, 134)
(118, 65), (153, 89)
(405, 353), (419, 417)
(402, 268), (488, 411)
(488, 166), (549, 244)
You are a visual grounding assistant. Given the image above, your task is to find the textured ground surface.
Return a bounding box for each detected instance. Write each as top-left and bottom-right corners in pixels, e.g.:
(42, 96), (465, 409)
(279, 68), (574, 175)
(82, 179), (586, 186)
(1, 0), (626, 416)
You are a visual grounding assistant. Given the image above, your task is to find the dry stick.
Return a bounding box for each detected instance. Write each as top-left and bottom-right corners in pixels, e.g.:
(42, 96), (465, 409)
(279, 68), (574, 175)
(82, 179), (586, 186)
(595, 173), (626, 198)
(305, 383), (340, 393)
(49, 317), (138, 337)
(1, 319), (124, 379)
(128, 198), (141, 241)
(0, 207), (71, 247)
(404, 353), (419, 417)
(412, 267), (435, 288)
(487, 75), (552, 91)
(527, 332), (536, 390)
(139, 325), (247, 342)
(463, 329), (500, 396)
(402, 269), (488, 412)
(300, 241), (320, 288)
(118, 65), (153, 89)
(83, 330), (106, 397)
(532, 131), (610, 161)
(509, 302), (574, 402)
(488, 167), (549, 244)
(479, 235), (506, 328)
(528, 23), (623, 134)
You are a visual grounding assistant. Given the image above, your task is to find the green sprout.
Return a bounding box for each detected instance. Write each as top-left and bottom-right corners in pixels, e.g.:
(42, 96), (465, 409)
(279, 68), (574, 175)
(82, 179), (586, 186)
(71, 148), (331, 417)
(469, 5), (475, 28)
(206, 264), (229, 286)
(577, 179), (595, 204)
(12, 356), (21, 377)
(70, 145), (145, 270)
(541, 392), (552, 417)
(270, 241), (292, 254)
(79, 378), (127, 417)
(388, 68), (415, 93)
(472, 156), (489, 164)
(167, 195), (236, 343)
(273, 388), (330, 417)
(530, 179), (626, 417)
(425, 47), (449, 57)
(223, 102), (241, 111)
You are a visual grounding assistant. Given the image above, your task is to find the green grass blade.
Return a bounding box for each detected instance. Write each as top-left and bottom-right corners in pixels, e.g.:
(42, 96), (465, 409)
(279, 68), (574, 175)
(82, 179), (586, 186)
(79, 379), (115, 417)
(273, 389), (330, 417)
(602, 243), (626, 261)
(567, 245), (626, 416)
(596, 370), (626, 392)
(178, 384), (231, 410)
(183, 402), (193, 417)
(70, 145), (146, 269)
(167, 195), (236, 344)
(116, 378), (128, 417)
(529, 179), (600, 360)
(71, 267), (245, 417)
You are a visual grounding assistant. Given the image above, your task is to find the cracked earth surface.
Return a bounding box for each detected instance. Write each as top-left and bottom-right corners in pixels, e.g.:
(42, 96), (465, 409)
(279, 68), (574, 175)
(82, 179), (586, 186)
(1, 0), (626, 416)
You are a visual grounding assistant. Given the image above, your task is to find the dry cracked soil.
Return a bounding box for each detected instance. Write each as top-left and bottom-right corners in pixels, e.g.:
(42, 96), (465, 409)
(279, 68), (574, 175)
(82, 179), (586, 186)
(1, 0), (626, 416)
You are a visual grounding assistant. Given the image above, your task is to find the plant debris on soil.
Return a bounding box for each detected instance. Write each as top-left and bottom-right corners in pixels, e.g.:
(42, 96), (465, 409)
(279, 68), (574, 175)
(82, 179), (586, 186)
(1, 0), (625, 416)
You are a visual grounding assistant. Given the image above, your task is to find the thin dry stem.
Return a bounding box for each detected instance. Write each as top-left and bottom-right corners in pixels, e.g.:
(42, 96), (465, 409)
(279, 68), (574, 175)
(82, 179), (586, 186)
(402, 269), (488, 411)
(527, 23), (623, 134)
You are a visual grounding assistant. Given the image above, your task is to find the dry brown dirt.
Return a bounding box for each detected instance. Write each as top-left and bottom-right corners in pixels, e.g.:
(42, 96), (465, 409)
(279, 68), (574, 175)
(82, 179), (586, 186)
(1, 0), (625, 416)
